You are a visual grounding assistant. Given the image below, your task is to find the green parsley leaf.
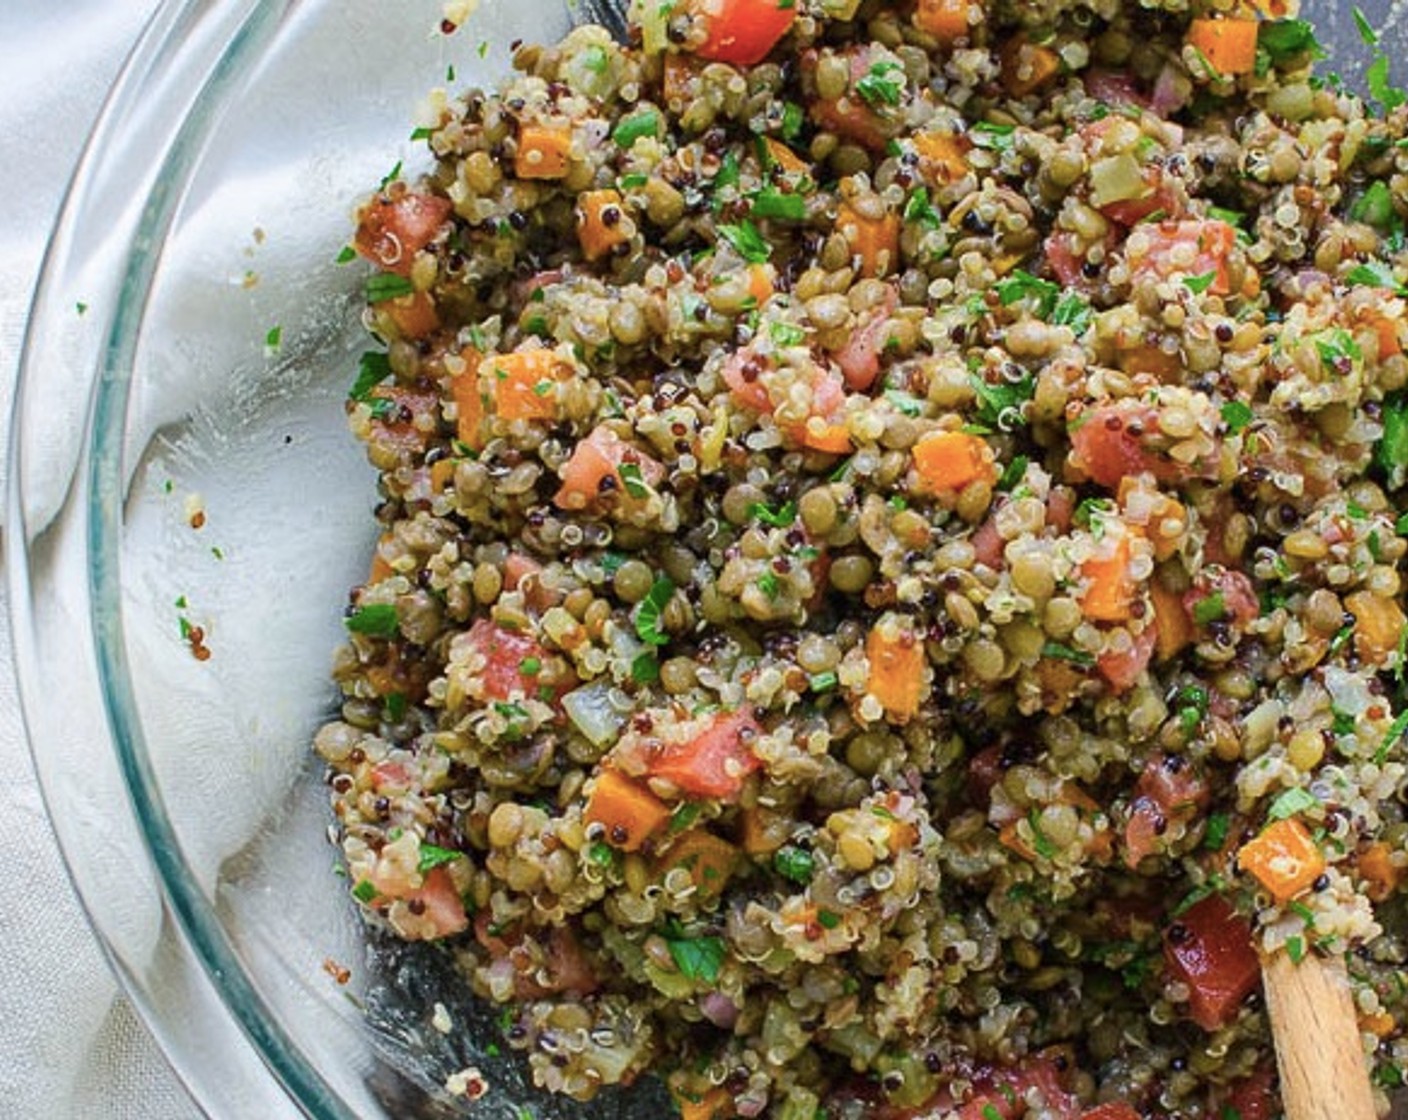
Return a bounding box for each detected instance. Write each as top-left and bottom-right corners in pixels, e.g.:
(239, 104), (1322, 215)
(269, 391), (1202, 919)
(1312, 327), (1363, 370)
(345, 603), (399, 638)
(903, 187), (942, 229)
(1183, 270), (1217, 294)
(752, 188), (806, 221)
(383, 692), (407, 722)
(982, 1106), (1003, 1120)
(1355, 6), (1380, 44)
(757, 571), (781, 600)
(349, 351), (391, 401)
(665, 934), (727, 982)
(773, 845), (815, 884)
(750, 500), (797, 527)
(581, 44), (609, 73)
(1285, 935), (1306, 964)
(1207, 206), (1245, 227)
(379, 160), (403, 190)
(1050, 292), (1092, 335)
(418, 843), (462, 874)
(335, 245), (357, 264)
(995, 268), (1059, 312)
(781, 101), (804, 139)
(1267, 787), (1320, 821)
(365, 273), (415, 303)
(1204, 812), (1231, 851)
(970, 122), (1015, 152)
(635, 577), (675, 646)
(767, 320), (807, 347)
(631, 651), (660, 684)
(969, 372), (1035, 430)
(612, 109), (660, 148)
(410, 126), (435, 141)
(1374, 708), (1408, 765)
(816, 909), (841, 929)
(1221, 400), (1254, 434)
(1192, 591), (1226, 626)
(884, 388), (924, 417)
(1351, 181), (1398, 231)
(264, 325), (282, 352)
(1041, 641), (1094, 668)
(618, 172), (649, 189)
(809, 670), (838, 692)
(669, 803), (701, 833)
(855, 60), (904, 108)
(1028, 808), (1058, 859)
(997, 454), (1029, 491)
(1375, 394), (1408, 486)
(718, 220), (770, 263)
(352, 879), (378, 903)
(1256, 19), (1326, 75)
(1346, 259), (1405, 293)
(588, 839), (615, 866)
(618, 462), (650, 499)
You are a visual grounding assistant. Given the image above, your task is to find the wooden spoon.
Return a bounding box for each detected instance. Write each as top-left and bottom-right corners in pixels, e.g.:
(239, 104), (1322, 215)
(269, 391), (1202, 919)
(1262, 948), (1376, 1120)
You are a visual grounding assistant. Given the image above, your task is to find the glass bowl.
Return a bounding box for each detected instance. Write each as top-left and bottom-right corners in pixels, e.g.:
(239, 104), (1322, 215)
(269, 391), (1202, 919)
(7, 0), (1404, 1116)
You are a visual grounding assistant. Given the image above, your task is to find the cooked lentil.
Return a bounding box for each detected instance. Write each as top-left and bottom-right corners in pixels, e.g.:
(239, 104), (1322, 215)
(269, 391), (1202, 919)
(317, 0), (1408, 1115)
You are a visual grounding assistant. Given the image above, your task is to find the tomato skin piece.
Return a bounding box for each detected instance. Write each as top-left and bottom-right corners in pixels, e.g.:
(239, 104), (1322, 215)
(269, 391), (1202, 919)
(694, 0), (797, 65)
(1081, 1105), (1143, 1120)
(648, 709), (762, 800)
(554, 425), (666, 512)
(1215, 1065), (1278, 1120)
(396, 866), (468, 941)
(832, 287), (897, 390)
(1182, 566), (1258, 630)
(1124, 752), (1209, 867)
(1127, 219), (1237, 295)
(1163, 895), (1260, 1031)
(355, 189), (452, 277)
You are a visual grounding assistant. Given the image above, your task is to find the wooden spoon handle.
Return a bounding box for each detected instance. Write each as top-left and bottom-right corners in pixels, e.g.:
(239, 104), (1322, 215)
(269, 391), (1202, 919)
(1262, 949), (1376, 1120)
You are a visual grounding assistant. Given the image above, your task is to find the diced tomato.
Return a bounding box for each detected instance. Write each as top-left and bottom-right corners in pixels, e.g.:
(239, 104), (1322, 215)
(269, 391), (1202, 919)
(1097, 624), (1157, 694)
(1124, 752), (1209, 867)
(1046, 487), (1076, 533)
(399, 867), (468, 941)
(967, 744), (1005, 807)
(1045, 232), (1087, 288)
(354, 188), (453, 277)
(1126, 219), (1237, 295)
(806, 47), (902, 153)
(1215, 1065), (1278, 1120)
(1182, 566), (1258, 631)
(956, 1057), (1081, 1120)
(1100, 170), (1180, 228)
(722, 348), (850, 449)
(693, 0), (797, 65)
(371, 760), (413, 792)
(554, 425), (666, 512)
(461, 618), (571, 703)
(970, 515), (1005, 569)
(1081, 1105), (1142, 1120)
(831, 286), (898, 390)
(503, 552), (562, 613)
(475, 914), (598, 996)
(367, 386), (440, 455)
(1163, 895), (1260, 1031)
(647, 709), (762, 800)
(1069, 402), (1208, 490)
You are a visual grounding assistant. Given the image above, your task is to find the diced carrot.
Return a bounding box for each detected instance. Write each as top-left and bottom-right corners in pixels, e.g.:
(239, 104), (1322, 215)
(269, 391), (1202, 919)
(1097, 625), (1156, 694)
(1362, 1010), (1396, 1037)
(1238, 817), (1325, 904)
(354, 188), (453, 277)
(1186, 18), (1259, 76)
(865, 619), (926, 722)
(379, 290), (440, 340)
(737, 805), (788, 854)
(576, 189), (630, 261)
(515, 123), (573, 180)
(429, 458), (457, 493)
(585, 769), (672, 851)
(762, 137), (810, 175)
(912, 431), (997, 494)
(747, 263), (775, 307)
(1080, 534), (1135, 623)
(655, 830), (740, 897)
(1345, 590), (1408, 666)
(836, 202), (900, 279)
(450, 346), (485, 450)
(693, 0), (797, 65)
(914, 0), (973, 43)
(796, 420), (854, 454)
(912, 131), (970, 185)
(488, 349), (567, 421)
(1000, 35), (1061, 97)
(1358, 841), (1402, 902)
(662, 53), (703, 107)
(676, 1086), (734, 1120)
(1150, 579), (1193, 661)
(1373, 314), (1402, 359)
(1117, 342), (1183, 380)
(368, 533), (396, 584)
(998, 819), (1037, 861)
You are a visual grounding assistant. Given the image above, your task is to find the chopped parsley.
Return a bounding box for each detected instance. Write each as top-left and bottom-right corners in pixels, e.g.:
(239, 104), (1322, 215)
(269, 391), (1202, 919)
(635, 577), (675, 646)
(1350, 181), (1397, 231)
(1346, 259), (1405, 294)
(665, 933), (727, 982)
(618, 462), (650, 498)
(752, 188), (806, 222)
(365, 273), (415, 303)
(750, 499), (797, 527)
(855, 60), (905, 108)
(335, 245), (357, 264)
(757, 571), (781, 601)
(1221, 400), (1254, 433)
(669, 803), (701, 833)
(1255, 19), (1325, 76)
(1285, 935), (1306, 964)
(1267, 787), (1320, 821)
(773, 845), (815, 884)
(631, 652), (660, 684)
(1041, 641), (1094, 668)
(903, 187), (942, 229)
(816, 909), (841, 929)
(418, 843), (462, 873)
(768, 321), (807, 347)
(1182, 270), (1217, 294)
(1192, 591), (1227, 626)
(352, 879), (378, 903)
(970, 121), (1015, 152)
(612, 109), (660, 148)
(1028, 808), (1058, 859)
(718, 220), (771, 263)
(997, 454), (1029, 491)
(1204, 812), (1231, 851)
(1374, 708), (1408, 764)
(345, 603), (399, 638)
(781, 101), (804, 139)
(1376, 395), (1408, 487)
(969, 371), (1035, 431)
(809, 670), (838, 692)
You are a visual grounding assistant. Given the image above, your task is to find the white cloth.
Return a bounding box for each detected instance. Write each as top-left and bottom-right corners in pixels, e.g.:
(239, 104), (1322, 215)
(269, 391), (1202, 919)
(0, 3), (200, 1116)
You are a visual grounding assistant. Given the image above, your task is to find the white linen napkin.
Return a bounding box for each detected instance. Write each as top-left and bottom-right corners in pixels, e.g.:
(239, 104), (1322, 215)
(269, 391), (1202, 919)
(0, 2), (200, 1115)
